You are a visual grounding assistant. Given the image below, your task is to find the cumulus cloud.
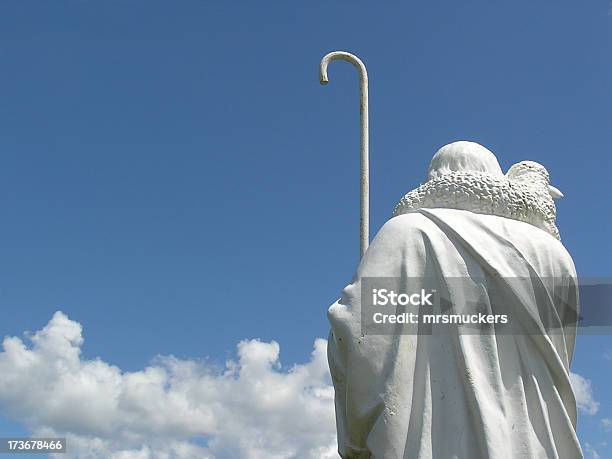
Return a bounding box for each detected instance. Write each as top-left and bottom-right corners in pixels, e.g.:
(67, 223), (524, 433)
(0, 312), (338, 459)
(584, 443), (601, 459)
(569, 372), (600, 415)
(602, 418), (612, 433)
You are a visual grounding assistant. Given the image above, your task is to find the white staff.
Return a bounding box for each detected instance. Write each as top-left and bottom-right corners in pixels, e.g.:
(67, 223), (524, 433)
(319, 51), (370, 258)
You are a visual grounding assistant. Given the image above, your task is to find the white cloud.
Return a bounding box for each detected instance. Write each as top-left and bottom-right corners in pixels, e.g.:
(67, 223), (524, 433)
(604, 349), (612, 361)
(569, 372), (600, 415)
(0, 312), (338, 459)
(585, 443), (601, 459)
(602, 418), (612, 433)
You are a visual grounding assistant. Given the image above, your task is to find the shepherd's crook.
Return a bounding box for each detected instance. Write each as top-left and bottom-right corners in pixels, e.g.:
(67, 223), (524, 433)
(319, 51), (369, 258)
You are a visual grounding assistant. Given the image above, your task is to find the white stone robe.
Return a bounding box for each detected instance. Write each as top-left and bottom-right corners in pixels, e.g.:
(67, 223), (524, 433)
(327, 208), (581, 459)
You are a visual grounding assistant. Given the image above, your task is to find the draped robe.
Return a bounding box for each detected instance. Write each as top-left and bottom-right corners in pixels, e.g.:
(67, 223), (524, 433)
(327, 208), (581, 459)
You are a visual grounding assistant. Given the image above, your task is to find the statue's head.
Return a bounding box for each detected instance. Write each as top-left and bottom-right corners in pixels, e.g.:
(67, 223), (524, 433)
(506, 161), (564, 199)
(427, 141), (503, 181)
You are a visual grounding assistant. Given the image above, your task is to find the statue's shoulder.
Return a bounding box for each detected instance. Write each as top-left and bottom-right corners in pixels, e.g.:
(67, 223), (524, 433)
(383, 211), (438, 233)
(373, 211), (445, 249)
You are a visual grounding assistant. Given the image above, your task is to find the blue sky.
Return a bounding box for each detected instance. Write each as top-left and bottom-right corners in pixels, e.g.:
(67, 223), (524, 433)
(0, 1), (610, 457)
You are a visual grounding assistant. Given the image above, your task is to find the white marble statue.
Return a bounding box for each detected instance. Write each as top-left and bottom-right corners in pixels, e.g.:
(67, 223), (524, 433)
(327, 141), (581, 458)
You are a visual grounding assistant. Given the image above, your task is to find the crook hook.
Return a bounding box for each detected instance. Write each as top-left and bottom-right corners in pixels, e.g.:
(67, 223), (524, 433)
(319, 51), (368, 86)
